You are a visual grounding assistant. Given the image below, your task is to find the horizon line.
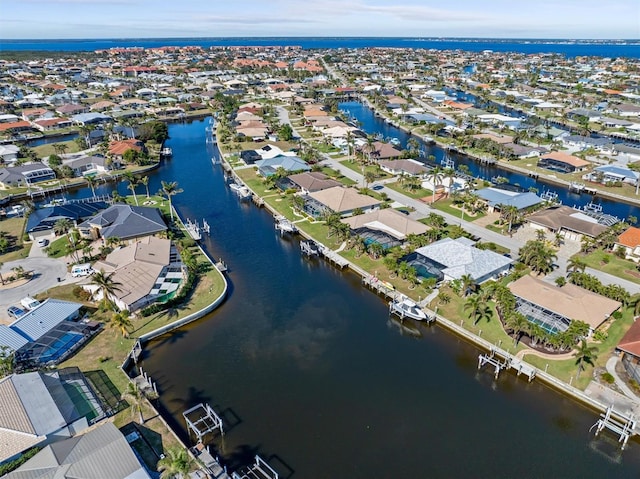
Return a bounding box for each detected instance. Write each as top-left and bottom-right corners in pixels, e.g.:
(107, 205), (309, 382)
(1, 36), (639, 42)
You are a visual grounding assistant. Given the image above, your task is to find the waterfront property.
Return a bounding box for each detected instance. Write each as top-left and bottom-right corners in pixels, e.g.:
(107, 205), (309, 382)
(617, 320), (640, 384)
(304, 186), (382, 218)
(583, 164), (640, 186)
(508, 274), (621, 335)
(0, 368), (105, 464)
(2, 422), (150, 478)
(254, 155), (310, 177)
(378, 159), (429, 177)
(527, 205), (608, 241)
(340, 208), (430, 248)
(63, 154), (121, 177)
(475, 187), (544, 212)
(0, 298), (98, 368)
(537, 152), (590, 173)
(86, 236), (185, 313)
(78, 204), (167, 242)
(279, 171), (342, 194)
(0, 162), (56, 188)
(25, 200), (109, 240)
(414, 237), (513, 283)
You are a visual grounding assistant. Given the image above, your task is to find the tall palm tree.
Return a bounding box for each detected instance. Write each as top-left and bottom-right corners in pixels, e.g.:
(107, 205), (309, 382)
(85, 175), (98, 198)
(566, 256), (587, 275)
(427, 166), (444, 205)
(161, 181), (183, 222)
(90, 269), (123, 310)
(123, 172), (139, 206)
(139, 176), (150, 198)
(501, 205), (520, 233)
(464, 294), (492, 325)
(122, 382), (145, 424)
(110, 309), (133, 337)
(573, 340), (598, 379)
(460, 274), (477, 297)
(157, 447), (194, 479)
(519, 240), (557, 275)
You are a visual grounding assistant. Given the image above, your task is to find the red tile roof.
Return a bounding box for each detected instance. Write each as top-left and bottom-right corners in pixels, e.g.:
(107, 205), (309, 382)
(618, 319), (640, 357)
(618, 227), (640, 248)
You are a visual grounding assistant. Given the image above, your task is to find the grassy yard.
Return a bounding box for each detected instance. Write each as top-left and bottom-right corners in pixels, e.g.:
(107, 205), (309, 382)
(320, 167), (356, 186)
(33, 139), (83, 158)
(429, 285), (528, 356)
(45, 235), (69, 258)
(385, 180), (434, 201)
(578, 250), (640, 284)
(0, 216), (31, 263)
(235, 168), (274, 197)
(339, 159), (392, 180)
(432, 198), (487, 222)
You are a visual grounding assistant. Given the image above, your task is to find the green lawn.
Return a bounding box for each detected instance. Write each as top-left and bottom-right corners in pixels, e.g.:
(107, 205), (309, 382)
(385, 181), (433, 200)
(432, 198), (486, 222)
(45, 235), (69, 258)
(320, 167), (356, 186)
(578, 250), (640, 284)
(33, 139), (82, 158)
(0, 216), (30, 262)
(339, 160), (392, 180)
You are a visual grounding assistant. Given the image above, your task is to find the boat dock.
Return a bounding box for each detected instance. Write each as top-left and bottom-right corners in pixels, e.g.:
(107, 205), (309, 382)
(231, 456), (280, 479)
(183, 402), (224, 443)
(590, 406), (637, 450)
(318, 244), (349, 268)
(185, 218), (202, 241)
(300, 239), (320, 257)
(478, 347), (536, 381)
(274, 215), (298, 234)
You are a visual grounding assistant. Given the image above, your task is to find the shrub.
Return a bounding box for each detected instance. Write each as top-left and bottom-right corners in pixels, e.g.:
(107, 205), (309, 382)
(180, 238), (196, 249)
(612, 311), (623, 320)
(593, 329), (608, 342)
(601, 372), (615, 384)
(73, 286), (92, 302)
(602, 255), (611, 264)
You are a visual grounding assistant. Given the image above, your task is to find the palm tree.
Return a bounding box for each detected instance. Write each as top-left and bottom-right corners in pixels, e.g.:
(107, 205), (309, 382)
(161, 181), (183, 222)
(506, 312), (530, 345)
(53, 218), (73, 237)
(110, 309), (133, 337)
(139, 176), (150, 198)
(85, 175), (98, 198)
(460, 274), (476, 297)
(519, 240), (557, 275)
(573, 340), (598, 379)
(427, 166), (444, 205)
(364, 170), (376, 188)
(122, 382), (146, 424)
(501, 205), (520, 233)
(464, 294), (493, 325)
(566, 256), (587, 275)
(90, 269), (123, 310)
(157, 447), (194, 479)
(123, 172), (139, 206)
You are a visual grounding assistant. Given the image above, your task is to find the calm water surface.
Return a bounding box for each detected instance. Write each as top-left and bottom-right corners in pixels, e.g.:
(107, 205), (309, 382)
(131, 119), (640, 478)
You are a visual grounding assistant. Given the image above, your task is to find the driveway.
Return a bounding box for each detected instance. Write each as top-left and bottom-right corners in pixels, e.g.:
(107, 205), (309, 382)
(0, 257), (69, 322)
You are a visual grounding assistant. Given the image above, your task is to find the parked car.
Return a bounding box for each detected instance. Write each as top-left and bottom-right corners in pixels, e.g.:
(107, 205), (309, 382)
(7, 305), (26, 319)
(36, 238), (49, 247)
(71, 263), (95, 277)
(372, 184), (384, 190)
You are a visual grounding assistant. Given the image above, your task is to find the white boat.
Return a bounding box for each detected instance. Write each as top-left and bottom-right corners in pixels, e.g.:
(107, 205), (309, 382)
(229, 182), (251, 199)
(202, 218), (210, 235)
(185, 218), (201, 241)
(275, 215), (298, 234)
(389, 296), (428, 321)
(160, 147), (172, 157)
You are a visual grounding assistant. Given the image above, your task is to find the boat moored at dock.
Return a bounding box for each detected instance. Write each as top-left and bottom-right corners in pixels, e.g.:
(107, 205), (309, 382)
(389, 295), (431, 321)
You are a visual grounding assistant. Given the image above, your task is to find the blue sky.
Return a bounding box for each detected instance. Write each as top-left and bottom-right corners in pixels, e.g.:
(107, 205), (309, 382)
(1, 0), (639, 39)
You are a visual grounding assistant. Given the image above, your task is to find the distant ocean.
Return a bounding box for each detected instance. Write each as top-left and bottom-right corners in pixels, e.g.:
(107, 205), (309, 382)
(1, 37), (639, 58)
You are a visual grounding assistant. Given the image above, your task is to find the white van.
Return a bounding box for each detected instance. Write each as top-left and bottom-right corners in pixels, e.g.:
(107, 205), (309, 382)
(20, 297), (40, 310)
(71, 263), (94, 277)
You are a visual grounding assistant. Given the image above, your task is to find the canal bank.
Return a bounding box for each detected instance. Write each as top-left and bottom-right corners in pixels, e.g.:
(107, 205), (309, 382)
(137, 118), (640, 477)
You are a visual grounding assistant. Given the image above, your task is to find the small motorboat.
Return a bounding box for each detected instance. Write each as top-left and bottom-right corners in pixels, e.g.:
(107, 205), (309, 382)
(389, 296), (428, 321)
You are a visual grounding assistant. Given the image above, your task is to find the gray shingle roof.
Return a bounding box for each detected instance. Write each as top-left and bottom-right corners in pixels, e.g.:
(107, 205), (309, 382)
(79, 204), (167, 240)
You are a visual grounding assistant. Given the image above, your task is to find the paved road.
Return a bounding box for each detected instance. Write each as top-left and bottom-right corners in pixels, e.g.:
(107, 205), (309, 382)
(0, 257), (69, 320)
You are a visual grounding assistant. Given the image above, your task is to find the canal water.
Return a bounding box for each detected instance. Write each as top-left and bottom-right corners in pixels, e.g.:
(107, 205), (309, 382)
(339, 101), (640, 222)
(118, 118), (640, 478)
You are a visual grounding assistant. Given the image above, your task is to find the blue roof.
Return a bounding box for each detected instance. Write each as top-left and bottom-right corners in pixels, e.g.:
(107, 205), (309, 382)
(255, 155), (311, 176)
(594, 164), (639, 180)
(26, 201), (109, 233)
(10, 299), (82, 342)
(476, 187), (543, 210)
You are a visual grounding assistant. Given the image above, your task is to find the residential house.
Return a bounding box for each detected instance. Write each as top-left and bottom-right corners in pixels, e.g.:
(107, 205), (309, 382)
(616, 226), (640, 261)
(617, 320), (640, 384)
(0, 144), (19, 164)
(108, 138), (145, 160)
(0, 163), (56, 188)
(281, 171), (342, 194)
(527, 205), (608, 241)
(25, 201), (109, 240)
(0, 369), (102, 463)
(378, 159), (429, 177)
(304, 186), (382, 218)
(87, 236), (184, 312)
(254, 155), (311, 177)
(341, 208), (429, 249)
(413, 237), (512, 283)
(538, 152), (590, 173)
(508, 274), (621, 335)
(583, 164), (640, 185)
(77, 204), (167, 241)
(3, 422), (151, 479)
(64, 154), (120, 177)
(359, 141), (402, 161)
(475, 187), (544, 212)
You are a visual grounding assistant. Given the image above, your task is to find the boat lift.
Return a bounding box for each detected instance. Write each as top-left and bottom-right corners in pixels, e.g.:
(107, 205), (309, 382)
(183, 403), (224, 443)
(590, 406), (637, 450)
(231, 455), (279, 479)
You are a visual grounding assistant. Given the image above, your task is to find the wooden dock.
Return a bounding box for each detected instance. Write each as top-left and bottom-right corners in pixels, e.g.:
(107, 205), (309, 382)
(318, 244), (349, 268)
